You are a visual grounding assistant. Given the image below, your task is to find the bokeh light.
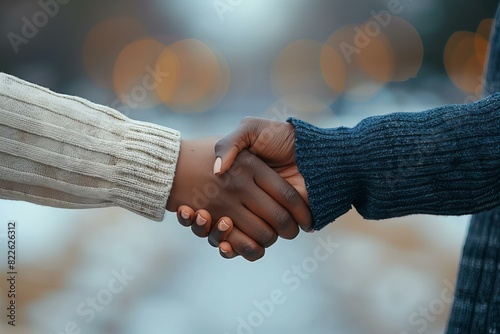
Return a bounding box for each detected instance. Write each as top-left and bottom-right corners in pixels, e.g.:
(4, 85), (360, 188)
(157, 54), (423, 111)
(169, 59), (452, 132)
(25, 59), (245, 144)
(474, 35), (490, 70)
(356, 25), (394, 83)
(154, 46), (180, 107)
(377, 16), (424, 82)
(323, 24), (393, 101)
(272, 39), (343, 113)
(197, 49), (231, 113)
(113, 38), (166, 109)
(444, 32), (485, 94)
(320, 44), (346, 96)
(83, 18), (147, 88)
(444, 18), (493, 95)
(156, 39), (229, 113)
(476, 18), (494, 40)
(475, 18), (494, 67)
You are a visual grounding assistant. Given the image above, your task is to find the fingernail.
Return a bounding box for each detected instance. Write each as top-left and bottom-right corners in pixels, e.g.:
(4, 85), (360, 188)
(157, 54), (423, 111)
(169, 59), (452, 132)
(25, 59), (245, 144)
(213, 157), (222, 175)
(220, 247), (228, 254)
(218, 220), (230, 232)
(196, 214), (207, 226)
(181, 211), (190, 220)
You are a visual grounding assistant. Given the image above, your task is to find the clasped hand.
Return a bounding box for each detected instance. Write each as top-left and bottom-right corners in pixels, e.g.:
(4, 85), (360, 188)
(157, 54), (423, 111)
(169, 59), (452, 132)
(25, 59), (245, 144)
(166, 118), (311, 261)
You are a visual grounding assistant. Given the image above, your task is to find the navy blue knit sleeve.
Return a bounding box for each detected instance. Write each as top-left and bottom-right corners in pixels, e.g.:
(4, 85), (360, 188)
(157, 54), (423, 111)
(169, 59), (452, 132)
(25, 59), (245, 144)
(288, 93), (500, 230)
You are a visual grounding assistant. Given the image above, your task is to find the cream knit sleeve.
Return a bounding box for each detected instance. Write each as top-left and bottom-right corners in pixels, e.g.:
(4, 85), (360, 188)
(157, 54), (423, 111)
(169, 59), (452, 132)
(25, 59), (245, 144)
(0, 73), (181, 221)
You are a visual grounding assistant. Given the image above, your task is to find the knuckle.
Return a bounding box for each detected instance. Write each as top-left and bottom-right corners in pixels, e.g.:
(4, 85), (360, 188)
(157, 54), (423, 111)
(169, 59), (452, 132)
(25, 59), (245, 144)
(282, 187), (301, 206)
(224, 173), (243, 190)
(274, 208), (293, 231)
(231, 151), (255, 172)
(257, 228), (278, 248)
(236, 149), (252, 162)
(241, 117), (261, 136)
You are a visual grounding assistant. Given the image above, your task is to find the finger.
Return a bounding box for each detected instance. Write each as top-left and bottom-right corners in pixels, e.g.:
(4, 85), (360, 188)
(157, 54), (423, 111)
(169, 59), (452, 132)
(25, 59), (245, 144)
(249, 153), (313, 234)
(214, 117), (264, 175)
(208, 217), (233, 247)
(219, 241), (238, 259)
(243, 184), (300, 240)
(230, 206), (278, 248)
(177, 205), (196, 227)
(240, 151), (312, 239)
(190, 210), (213, 238)
(225, 228), (265, 262)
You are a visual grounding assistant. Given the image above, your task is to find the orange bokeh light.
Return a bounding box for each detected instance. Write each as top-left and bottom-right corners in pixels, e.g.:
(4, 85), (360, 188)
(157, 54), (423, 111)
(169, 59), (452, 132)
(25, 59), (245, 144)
(356, 26), (394, 83)
(475, 35), (489, 70)
(476, 18), (494, 41)
(444, 31), (485, 94)
(272, 39), (343, 113)
(154, 46), (180, 106)
(320, 43), (346, 95)
(113, 38), (167, 109)
(377, 16), (423, 82)
(156, 39), (230, 113)
(475, 18), (493, 68)
(324, 24), (393, 101)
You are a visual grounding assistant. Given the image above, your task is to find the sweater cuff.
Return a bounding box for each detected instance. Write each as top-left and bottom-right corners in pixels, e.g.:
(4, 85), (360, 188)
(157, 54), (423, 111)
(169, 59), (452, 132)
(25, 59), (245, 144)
(288, 117), (360, 230)
(111, 119), (180, 221)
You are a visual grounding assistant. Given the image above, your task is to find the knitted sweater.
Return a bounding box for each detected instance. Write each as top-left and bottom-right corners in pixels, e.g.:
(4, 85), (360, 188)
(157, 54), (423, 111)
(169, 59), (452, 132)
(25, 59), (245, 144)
(288, 94), (500, 230)
(289, 4), (500, 332)
(0, 73), (181, 221)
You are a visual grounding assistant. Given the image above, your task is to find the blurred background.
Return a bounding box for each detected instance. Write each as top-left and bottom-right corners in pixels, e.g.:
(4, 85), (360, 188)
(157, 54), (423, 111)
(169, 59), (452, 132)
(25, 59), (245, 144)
(0, 0), (497, 333)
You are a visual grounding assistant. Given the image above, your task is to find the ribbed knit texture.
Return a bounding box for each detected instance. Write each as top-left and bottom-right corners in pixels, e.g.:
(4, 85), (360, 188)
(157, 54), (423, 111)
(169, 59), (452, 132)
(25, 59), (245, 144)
(445, 2), (500, 333)
(0, 73), (180, 221)
(289, 94), (500, 230)
(445, 210), (500, 333)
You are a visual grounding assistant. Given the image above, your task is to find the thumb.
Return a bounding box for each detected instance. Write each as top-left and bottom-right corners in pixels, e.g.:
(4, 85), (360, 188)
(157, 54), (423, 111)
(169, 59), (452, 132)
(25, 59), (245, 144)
(213, 118), (262, 175)
(213, 133), (248, 175)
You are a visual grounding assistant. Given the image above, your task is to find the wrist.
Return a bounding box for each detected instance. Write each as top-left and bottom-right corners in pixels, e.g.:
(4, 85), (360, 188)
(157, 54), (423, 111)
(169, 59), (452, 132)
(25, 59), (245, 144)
(165, 138), (219, 212)
(166, 139), (186, 212)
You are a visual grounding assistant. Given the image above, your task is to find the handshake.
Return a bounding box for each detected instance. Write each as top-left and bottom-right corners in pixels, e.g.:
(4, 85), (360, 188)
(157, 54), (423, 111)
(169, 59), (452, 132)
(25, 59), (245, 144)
(166, 117), (312, 262)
